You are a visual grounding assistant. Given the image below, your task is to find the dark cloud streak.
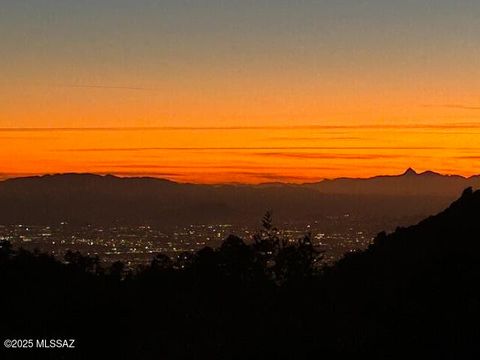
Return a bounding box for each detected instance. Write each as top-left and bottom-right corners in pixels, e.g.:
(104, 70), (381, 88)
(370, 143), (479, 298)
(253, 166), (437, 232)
(422, 104), (480, 111)
(55, 146), (461, 152)
(3, 123), (480, 132)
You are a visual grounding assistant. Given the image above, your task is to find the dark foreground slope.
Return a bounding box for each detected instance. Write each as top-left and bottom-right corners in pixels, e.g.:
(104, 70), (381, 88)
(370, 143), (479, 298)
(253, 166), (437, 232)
(323, 187), (480, 358)
(2, 189), (480, 359)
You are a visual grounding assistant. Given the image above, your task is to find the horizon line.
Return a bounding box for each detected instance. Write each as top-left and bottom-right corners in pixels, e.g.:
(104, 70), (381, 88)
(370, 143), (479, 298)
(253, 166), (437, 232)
(1, 168), (477, 186)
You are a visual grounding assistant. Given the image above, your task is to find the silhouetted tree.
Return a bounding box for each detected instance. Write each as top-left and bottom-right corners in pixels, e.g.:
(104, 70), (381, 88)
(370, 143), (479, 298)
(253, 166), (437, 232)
(108, 260), (125, 280)
(253, 211), (281, 273)
(0, 240), (13, 262)
(151, 253), (173, 271)
(176, 251), (195, 270)
(273, 233), (322, 284)
(217, 235), (260, 284)
(64, 250), (101, 274)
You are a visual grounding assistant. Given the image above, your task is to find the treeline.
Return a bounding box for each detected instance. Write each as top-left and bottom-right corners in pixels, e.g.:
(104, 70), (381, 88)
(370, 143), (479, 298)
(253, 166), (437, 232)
(2, 212), (323, 284)
(0, 213), (327, 359)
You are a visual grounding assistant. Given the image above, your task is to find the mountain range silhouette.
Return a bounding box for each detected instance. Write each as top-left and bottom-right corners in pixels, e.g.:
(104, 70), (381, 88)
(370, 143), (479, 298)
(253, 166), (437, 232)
(0, 169), (478, 226)
(310, 167), (480, 196)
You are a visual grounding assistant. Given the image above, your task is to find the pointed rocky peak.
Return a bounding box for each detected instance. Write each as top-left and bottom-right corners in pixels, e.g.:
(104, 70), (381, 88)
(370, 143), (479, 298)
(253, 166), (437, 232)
(402, 167), (418, 176)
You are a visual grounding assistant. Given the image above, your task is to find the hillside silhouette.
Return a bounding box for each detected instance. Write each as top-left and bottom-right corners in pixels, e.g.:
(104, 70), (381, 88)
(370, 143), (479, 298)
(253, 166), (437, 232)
(2, 189), (480, 358)
(1, 170), (476, 227)
(322, 186), (480, 358)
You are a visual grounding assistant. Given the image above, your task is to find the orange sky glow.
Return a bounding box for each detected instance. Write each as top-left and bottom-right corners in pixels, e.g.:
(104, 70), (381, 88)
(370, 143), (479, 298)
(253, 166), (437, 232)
(2, 1), (480, 183)
(1, 122), (480, 184)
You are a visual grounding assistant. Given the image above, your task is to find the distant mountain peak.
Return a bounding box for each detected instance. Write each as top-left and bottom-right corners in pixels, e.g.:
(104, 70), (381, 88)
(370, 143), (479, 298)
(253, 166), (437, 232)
(419, 170), (441, 177)
(402, 168), (418, 176)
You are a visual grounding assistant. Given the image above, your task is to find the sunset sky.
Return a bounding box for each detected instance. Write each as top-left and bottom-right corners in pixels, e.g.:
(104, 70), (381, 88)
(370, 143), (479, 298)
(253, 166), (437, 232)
(1, 0), (480, 183)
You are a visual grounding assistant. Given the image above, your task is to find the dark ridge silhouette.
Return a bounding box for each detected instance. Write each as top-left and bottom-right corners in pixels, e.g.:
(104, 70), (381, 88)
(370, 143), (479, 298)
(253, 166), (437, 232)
(320, 186), (480, 358)
(310, 167), (480, 196)
(403, 167), (418, 176)
(2, 190), (480, 358)
(1, 170), (476, 227)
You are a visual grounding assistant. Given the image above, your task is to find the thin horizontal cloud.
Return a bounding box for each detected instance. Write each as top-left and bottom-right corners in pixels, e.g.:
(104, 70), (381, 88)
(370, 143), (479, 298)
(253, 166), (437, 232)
(54, 84), (161, 92)
(88, 163), (343, 172)
(4, 123), (480, 132)
(455, 155), (480, 160)
(241, 173), (323, 182)
(423, 104), (480, 111)
(55, 146), (459, 152)
(182, 171), (326, 183)
(0, 135), (60, 140)
(267, 136), (364, 141)
(254, 152), (408, 160)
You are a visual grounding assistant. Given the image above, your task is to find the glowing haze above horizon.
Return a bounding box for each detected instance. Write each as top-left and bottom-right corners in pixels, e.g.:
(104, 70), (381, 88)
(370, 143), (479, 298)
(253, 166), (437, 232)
(1, 0), (480, 183)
